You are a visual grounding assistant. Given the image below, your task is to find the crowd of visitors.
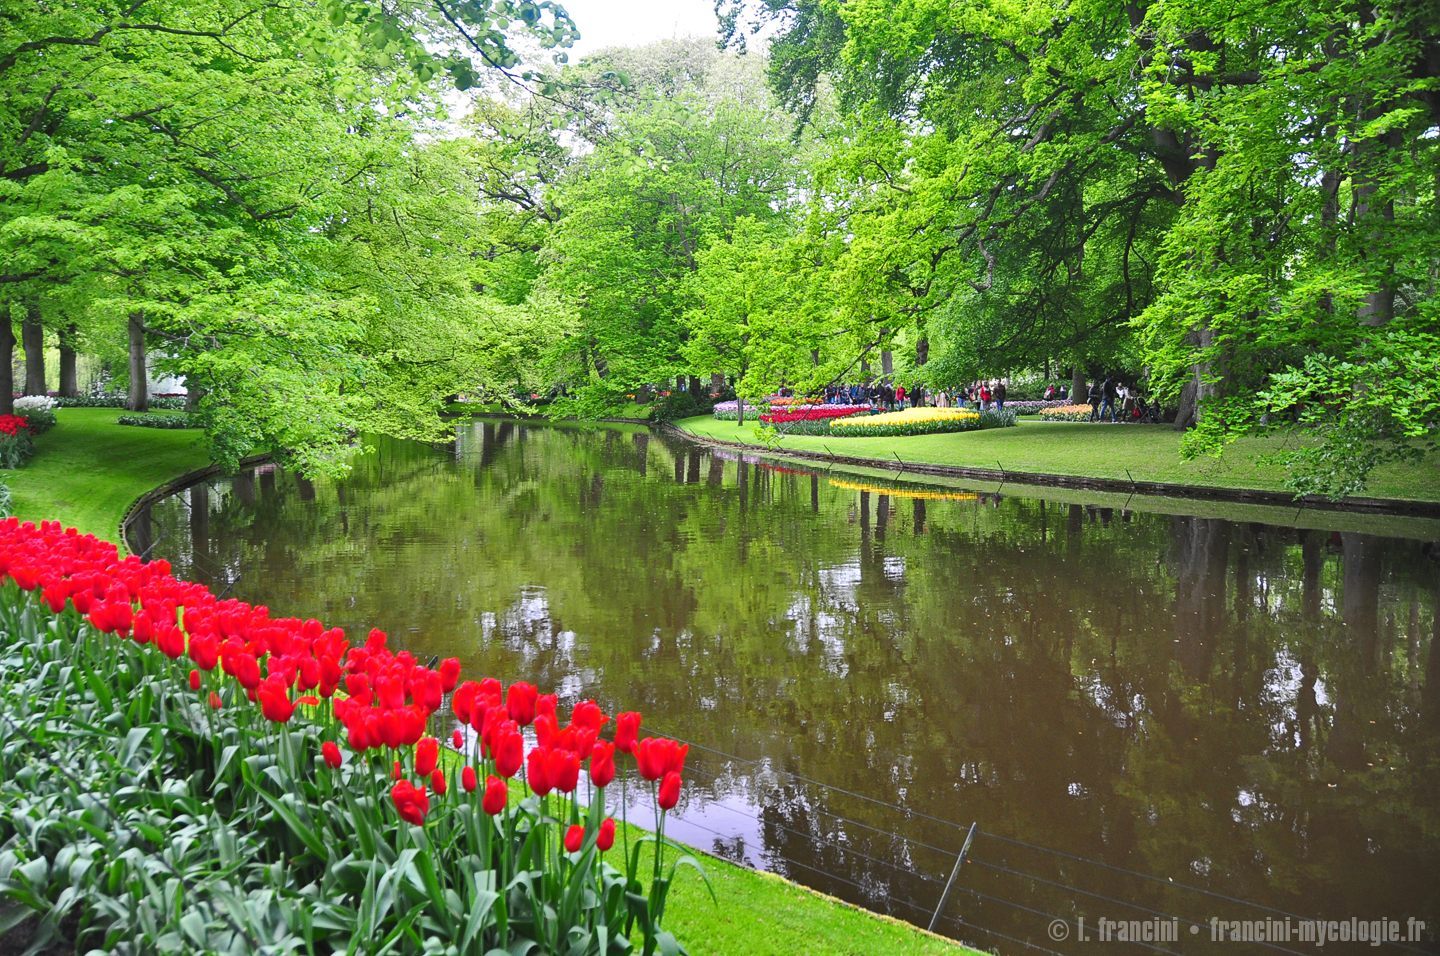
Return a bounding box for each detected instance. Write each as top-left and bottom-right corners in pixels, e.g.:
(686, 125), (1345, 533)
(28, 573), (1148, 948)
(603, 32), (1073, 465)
(802, 375), (1157, 422)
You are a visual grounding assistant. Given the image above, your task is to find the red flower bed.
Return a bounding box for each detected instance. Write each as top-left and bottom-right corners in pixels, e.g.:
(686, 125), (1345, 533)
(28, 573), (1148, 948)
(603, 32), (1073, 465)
(0, 414), (31, 436)
(759, 407), (862, 423)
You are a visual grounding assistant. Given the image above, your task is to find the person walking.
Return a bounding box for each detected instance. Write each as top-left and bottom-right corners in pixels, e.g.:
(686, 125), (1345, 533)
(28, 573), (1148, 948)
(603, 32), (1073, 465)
(1121, 383), (1137, 421)
(1088, 378), (1104, 422)
(1102, 377), (1119, 422)
(994, 380), (1007, 411)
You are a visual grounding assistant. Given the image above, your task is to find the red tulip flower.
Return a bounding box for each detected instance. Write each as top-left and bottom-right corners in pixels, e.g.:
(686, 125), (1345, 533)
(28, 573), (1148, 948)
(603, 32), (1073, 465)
(430, 769), (446, 795)
(597, 818), (616, 851)
(482, 775), (507, 815)
(615, 712), (641, 754)
(391, 780), (430, 825)
(553, 750), (581, 794)
(189, 669), (201, 691)
(528, 746), (556, 796)
(658, 771), (682, 810)
(208, 692), (223, 710)
(589, 741), (615, 788)
(415, 737), (439, 777)
(392, 760), (402, 781)
(322, 741), (342, 769)
(257, 678), (296, 723)
(452, 729), (464, 749)
(462, 766), (478, 793)
(537, 693), (558, 721)
(439, 657), (461, 692)
(571, 699), (609, 733)
(452, 680), (480, 723)
(565, 824), (584, 853)
(506, 682), (539, 726)
(493, 722), (524, 778)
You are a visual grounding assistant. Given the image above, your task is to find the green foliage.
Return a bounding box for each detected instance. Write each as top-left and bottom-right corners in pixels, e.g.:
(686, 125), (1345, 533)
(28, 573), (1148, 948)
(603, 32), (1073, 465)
(0, 431), (34, 469)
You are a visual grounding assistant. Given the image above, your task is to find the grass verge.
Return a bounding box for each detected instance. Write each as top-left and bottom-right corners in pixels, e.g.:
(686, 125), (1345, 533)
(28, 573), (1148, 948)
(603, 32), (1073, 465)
(5, 408), (212, 541)
(676, 416), (1440, 504)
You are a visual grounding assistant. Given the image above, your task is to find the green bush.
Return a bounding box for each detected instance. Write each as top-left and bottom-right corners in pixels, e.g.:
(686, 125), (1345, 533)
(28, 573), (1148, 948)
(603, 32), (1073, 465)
(650, 392), (714, 423)
(0, 430), (34, 469)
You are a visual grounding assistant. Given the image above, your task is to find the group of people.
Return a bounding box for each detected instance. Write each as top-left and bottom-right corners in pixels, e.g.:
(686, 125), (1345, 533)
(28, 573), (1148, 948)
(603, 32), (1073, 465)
(1084, 377), (1148, 422)
(818, 380), (1016, 411)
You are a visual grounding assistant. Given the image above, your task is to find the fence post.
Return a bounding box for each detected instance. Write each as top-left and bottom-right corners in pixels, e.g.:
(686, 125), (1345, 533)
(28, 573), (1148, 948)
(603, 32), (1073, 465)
(929, 822), (978, 933)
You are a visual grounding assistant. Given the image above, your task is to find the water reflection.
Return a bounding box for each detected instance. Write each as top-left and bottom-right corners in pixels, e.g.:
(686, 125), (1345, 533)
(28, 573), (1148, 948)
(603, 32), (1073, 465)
(138, 421), (1440, 953)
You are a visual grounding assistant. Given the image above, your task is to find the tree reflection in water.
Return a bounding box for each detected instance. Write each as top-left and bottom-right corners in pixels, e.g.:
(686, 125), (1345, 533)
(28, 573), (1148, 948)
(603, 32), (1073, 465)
(138, 422), (1440, 951)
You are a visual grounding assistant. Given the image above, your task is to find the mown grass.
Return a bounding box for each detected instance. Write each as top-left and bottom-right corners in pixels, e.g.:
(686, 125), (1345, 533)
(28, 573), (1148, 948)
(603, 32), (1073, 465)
(4, 408), (975, 956)
(677, 415), (1440, 503)
(7, 408), (212, 541)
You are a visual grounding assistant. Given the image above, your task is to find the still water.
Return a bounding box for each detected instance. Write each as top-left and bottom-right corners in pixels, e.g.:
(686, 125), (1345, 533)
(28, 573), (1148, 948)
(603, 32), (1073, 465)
(133, 421), (1440, 954)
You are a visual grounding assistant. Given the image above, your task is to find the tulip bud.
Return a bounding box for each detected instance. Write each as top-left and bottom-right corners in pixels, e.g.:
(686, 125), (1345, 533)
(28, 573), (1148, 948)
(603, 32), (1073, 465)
(189, 669), (201, 691)
(452, 729), (464, 749)
(415, 737), (439, 777)
(564, 824), (584, 853)
(430, 769), (446, 795)
(658, 771), (681, 811)
(462, 766), (478, 793)
(597, 817), (616, 851)
(322, 741), (342, 769)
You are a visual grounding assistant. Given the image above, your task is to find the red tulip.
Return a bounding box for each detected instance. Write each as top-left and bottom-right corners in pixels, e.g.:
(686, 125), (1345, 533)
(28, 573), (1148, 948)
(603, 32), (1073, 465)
(493, 722), (524, 778)
(552, 750), (581, 794)
(439, 657), (461, 692)
(634, 738), (666, 781)
(391, 780), (430, 825)
(565, 824), (584, 853)
(479, 677), (502, 698)
(188, 669), (201, 691)
(452, 730), (464, 749)
(589, 741), (615, 788)
(482, 775), (507, 815)
(507, 682), (538, 726)
(571, 699), (608, 733)
(393, 760), (402, 781)
(298, 656), (320, 690)
(322, 741), (342, 769)
(658, 771), (682, 810)
(537, 693), (557, 721)
(528, 747), (556, 796)
(415, 737), (439, 777)
(462, 766), (478, 792)
(188, 633), (219, 671)
(208, 692), (223, 710)
(597, 817), (616, 851)
(430, 769), (447, 795)
(452, 680), (480, 723)
(615, 712), (641, 754)
(257, 678), (296, 723)
(378, 710), (404, 749)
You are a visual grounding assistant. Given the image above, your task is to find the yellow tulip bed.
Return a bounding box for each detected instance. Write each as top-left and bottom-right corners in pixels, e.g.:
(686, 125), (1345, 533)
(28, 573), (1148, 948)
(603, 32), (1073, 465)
(830, 406), (1014, 437)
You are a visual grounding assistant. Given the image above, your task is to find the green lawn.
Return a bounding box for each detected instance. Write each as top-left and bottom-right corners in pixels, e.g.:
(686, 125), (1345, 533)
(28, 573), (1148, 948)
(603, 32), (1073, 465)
(678, 416), (1440, 503)
(6, 407), (213, 542)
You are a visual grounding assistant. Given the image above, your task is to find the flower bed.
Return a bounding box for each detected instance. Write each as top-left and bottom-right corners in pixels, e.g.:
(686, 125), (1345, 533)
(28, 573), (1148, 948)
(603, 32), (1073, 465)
(53, 395), (187, 410)
(0, 518), (702, 955)
(1003, 399), (1073, 415)
(13, 395), (56, 435)
(830, 406), (1016, 437)
(117, 413), (200, 429)
(0, 414), (34, 468)
(1038, 403), (1096, 422)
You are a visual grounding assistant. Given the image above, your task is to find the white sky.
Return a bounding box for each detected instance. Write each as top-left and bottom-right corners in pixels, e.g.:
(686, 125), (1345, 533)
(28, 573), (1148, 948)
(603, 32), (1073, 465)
(558, 0), (722, 59)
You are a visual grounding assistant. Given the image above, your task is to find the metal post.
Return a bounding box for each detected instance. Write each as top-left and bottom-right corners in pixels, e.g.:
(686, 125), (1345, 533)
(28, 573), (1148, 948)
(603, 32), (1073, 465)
(929, 822), (978, 933)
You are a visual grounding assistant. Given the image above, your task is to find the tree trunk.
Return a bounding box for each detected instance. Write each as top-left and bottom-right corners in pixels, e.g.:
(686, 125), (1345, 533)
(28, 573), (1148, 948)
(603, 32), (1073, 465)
(915, 337), (928, 368)
(880, 349), (893, 379)
(0, 306), (13, 415)
(58, 322), (79, 397)
(186, 382), (204, 413)
(22, 303), (44, 395)
(688, 375), (702, 398)
(1173, 374), (1199, 430)
(127, 311), (148, 412)
(1070, 365), (1085, 404)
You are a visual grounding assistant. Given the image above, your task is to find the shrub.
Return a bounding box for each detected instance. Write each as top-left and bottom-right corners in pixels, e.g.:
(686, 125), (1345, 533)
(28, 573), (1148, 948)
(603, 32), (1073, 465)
(0, 479), (10, 518)
(0, 415), (34, 468)
(0, 518), (706, 956)
(650, 390), (714, 422)
(1038, 404), (1096, 422)
(117, 413), (200, 429)
(13, 395), (56, 434)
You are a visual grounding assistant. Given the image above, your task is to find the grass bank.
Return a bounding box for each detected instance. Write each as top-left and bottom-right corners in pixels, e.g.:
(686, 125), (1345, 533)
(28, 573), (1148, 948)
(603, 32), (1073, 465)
(677, 415), (1440, 504)
(6, 408), (212, 540)
(0, 410), (973, 956)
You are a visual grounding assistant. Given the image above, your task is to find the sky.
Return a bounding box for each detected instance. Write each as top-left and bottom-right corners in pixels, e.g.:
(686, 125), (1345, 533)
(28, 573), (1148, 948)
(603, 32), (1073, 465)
(557, 0), (724, 58)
